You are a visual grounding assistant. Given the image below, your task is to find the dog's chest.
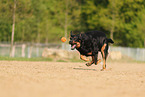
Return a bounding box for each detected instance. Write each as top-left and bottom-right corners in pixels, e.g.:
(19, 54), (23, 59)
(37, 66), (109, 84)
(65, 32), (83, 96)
(77, 47), (92, 56)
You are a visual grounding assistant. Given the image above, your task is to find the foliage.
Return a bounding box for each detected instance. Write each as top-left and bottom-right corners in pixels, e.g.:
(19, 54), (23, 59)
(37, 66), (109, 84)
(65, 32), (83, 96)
(0, 0), (145, 47)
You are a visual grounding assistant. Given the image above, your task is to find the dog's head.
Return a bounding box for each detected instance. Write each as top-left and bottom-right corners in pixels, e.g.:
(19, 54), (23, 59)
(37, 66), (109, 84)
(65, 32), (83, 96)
(69, 31), (81, 50)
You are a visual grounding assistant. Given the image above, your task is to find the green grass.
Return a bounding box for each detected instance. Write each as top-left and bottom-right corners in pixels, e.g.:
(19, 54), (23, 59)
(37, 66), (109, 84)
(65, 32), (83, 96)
(0, 57), (52, 61)
(0, 56), (81, 62)
(0, 56), (84, 63)
(0, 56), (144, 63)
(56, 59), (84, 62)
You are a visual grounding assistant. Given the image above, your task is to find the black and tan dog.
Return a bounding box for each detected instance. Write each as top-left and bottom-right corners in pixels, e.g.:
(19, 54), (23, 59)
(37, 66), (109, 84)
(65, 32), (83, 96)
(69, 31), (114, 70)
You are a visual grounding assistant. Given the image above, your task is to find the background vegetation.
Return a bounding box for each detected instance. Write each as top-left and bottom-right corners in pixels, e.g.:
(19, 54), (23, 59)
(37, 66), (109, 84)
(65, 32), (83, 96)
(0, 0), (145, 48)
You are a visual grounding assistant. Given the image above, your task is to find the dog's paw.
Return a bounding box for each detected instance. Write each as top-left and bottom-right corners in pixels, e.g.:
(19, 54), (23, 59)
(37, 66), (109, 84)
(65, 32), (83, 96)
(95, 59), (101, 65)
(85, 63), (92, 66)
(100, 69), (105, 71)
(100, 68), (112, 71)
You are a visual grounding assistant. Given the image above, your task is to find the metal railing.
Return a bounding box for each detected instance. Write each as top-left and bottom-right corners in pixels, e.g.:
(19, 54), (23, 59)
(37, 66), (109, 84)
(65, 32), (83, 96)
(110, 46), (145, 61)
(0, 43), (145, 61)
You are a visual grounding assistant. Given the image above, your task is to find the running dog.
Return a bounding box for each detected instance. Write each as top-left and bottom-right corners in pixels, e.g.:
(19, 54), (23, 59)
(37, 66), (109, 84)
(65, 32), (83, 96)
(69, 31), (114, 70)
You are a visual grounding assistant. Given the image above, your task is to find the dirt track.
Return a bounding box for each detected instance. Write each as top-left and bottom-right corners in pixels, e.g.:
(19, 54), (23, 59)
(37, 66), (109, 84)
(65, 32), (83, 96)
(0, 61), (145, 97)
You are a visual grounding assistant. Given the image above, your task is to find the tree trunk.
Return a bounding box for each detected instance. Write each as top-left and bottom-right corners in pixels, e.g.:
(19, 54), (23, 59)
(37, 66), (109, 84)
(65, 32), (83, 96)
(45, 38), (48, 44)
(110, 28), (114, 40)
(10, 0), (16, 57)
(144, 38), (145, 48)
(64, 0), (68, 50)
(22, 44), (26, 57)
(37, 32), (40, 43)
(64, 0), (68, 39)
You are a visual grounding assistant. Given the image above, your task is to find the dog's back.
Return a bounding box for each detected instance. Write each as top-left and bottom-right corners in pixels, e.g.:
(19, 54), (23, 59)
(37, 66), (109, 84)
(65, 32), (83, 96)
(84, 31), (107, 50)
(85, 31), (106, 37)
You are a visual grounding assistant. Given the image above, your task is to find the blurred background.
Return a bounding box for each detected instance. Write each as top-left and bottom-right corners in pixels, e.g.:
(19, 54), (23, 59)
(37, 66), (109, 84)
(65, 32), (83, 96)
(0, 0), (145, 61)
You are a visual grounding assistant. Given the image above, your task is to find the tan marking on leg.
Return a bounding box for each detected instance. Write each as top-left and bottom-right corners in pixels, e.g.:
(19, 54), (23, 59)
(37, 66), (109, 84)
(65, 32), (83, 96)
(101, 44), (107, 70)
(80, 55), (90, 61)
(97, 59), (101, 64)
(86, 56), (94, 66)
(103, 58), (106, 69)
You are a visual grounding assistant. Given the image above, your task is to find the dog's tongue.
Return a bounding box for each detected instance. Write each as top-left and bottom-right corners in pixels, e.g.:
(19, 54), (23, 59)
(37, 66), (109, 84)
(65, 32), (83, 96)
(71, 44), (76, 50)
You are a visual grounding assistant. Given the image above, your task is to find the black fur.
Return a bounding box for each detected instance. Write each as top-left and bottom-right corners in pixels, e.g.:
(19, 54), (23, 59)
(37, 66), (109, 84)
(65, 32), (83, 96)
(69, 30), (114, 68)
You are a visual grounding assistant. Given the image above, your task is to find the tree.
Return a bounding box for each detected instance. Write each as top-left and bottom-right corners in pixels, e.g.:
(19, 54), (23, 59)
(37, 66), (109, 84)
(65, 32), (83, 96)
(130, 9), (145, 48)
(81, 0), (145, 47)
(0, 0), (145, 48)
(51, 0), (81, 39)
(0, 0), (13, 42)
(10, 0), (16, 57)
(117, 0), (145, 47)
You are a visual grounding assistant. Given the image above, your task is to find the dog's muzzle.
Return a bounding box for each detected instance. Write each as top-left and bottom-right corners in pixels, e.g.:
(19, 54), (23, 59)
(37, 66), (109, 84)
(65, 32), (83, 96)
(69, 41), (77, 50)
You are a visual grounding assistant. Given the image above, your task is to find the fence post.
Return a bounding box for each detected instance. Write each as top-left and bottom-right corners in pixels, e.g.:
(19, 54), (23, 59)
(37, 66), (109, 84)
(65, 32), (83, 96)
(22, 44), (26, 57)
(36, 47), (39, 57)
(28, 46), (32, 58)
(62, 43), (65, 50)
(136, 48), (139, 61)
(11, 45), (15, 57)
(127, 47), (129, 57)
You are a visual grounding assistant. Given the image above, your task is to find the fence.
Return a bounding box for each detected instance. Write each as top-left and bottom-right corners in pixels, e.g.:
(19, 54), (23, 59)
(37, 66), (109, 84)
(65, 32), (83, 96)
(110, 46), (145, 61)
(0, 43), (62, 58)
(0, 43), (145, 61)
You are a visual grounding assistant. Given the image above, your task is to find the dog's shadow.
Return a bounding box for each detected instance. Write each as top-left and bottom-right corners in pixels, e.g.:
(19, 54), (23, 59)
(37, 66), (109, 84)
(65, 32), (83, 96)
(73, 67), (97, 71)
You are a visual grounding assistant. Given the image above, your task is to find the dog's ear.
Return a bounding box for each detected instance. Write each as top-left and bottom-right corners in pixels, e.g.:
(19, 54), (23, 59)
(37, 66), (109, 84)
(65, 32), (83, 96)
(70, 31), (73, 36)
(79, 33), (82, 40)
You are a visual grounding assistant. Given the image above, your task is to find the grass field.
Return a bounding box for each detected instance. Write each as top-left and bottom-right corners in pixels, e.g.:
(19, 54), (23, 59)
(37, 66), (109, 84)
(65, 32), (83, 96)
(0, 57), (53, 61)
(0, 60), (145, 97)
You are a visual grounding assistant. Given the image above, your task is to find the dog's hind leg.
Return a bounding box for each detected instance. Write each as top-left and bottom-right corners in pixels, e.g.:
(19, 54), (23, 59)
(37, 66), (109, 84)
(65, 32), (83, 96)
(94, 53), (98, 65)
(96, 59), (101, 65)
(101, 43), (108, 70)
(92, 52), (101, 65)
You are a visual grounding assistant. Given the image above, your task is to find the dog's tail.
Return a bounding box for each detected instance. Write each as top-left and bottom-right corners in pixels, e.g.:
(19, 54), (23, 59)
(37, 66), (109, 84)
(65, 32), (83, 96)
(107, 38), (114, 44)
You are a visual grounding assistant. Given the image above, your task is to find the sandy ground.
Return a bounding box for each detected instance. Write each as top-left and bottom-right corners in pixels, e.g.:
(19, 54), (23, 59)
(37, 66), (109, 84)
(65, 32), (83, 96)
(0, 61), (145, 97)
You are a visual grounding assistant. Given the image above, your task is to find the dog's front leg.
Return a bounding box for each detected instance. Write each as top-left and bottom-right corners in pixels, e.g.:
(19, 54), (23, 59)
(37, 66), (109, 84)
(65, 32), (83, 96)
(86, 56), (94, 66)
(80, 55), (90, 61)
